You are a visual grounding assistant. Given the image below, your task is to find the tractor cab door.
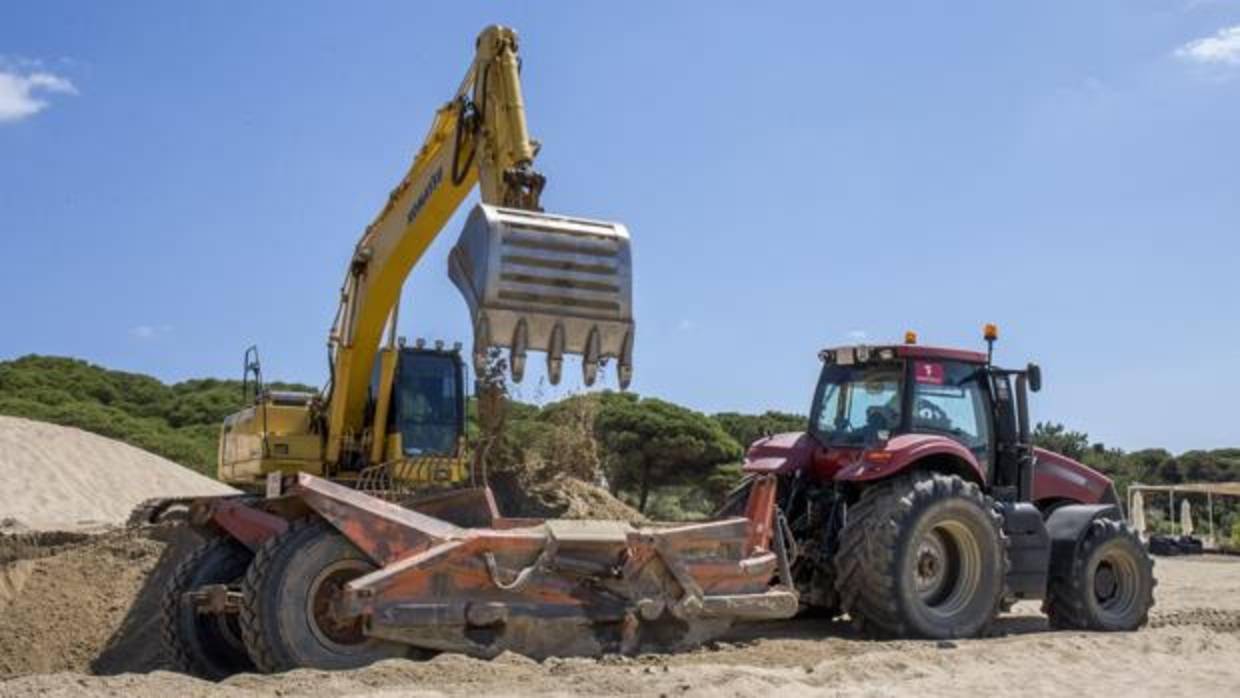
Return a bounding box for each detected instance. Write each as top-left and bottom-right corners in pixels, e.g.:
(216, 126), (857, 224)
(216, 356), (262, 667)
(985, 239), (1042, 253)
(986, 371), (1022, 501)
(387, 348), (466, 458)
(907, 359), (995, 477)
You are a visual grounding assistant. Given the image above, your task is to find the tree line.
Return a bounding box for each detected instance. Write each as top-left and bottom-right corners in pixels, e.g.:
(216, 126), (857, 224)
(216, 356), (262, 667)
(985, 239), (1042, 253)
(1032, 422), (1240, 541)
(0, 355), (797, 517)
(1, 354), (1235, 530)
(0, 355), (314, 471)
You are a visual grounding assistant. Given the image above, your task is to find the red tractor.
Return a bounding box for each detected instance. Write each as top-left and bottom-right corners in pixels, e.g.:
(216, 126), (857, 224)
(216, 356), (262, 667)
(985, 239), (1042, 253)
(722, 327), (1154, 638)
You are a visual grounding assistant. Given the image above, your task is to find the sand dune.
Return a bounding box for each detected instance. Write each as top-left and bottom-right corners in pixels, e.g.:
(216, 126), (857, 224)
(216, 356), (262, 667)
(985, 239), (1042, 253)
(0, 416), (234, 530)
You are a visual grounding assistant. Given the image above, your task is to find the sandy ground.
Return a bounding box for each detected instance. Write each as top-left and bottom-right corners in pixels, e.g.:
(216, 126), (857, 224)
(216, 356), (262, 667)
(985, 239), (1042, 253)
(1, 538), (1237, 698)
(0, 416), (234, 531)
(1, 418), (1236, 697)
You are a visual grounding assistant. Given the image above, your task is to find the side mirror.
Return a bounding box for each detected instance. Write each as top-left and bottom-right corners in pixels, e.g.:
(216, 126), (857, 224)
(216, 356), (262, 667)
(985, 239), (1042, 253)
(242, 345), (263, 403)
(1026, 362), (1042, 393)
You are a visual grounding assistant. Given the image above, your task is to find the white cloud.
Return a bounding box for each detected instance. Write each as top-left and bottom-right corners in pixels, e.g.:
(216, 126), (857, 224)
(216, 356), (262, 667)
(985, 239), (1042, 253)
(847, 329), (868, 341)
(0, 65), (77, 123)
(130, 324), (173, 340)
(1175, 24), (1240, 66)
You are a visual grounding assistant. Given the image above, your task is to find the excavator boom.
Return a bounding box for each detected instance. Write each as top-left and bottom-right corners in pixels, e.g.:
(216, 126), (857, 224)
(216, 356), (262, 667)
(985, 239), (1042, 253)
(324, 24), (634, 467)
(161, 26), (797, 678)
(218, 25), (634, 481)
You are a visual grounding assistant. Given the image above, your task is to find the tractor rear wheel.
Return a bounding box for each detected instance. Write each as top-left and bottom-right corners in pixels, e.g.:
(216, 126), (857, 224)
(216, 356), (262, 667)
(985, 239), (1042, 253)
(160, 535), (255, 679)
(834, 473), (1007, 639)
(240, 518), (407, 673)
(1044, 518), (1155, 631)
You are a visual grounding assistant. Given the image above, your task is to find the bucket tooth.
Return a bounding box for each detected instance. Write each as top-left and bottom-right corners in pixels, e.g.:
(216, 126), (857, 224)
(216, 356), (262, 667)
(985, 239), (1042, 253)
(510, 319), (528, 383)
(617, 330), (634, 390)
(546, 323), (565, 385)
(449, 203), (634, 387)
(472, 313), (492, 377)
(582, 326), (601, 387)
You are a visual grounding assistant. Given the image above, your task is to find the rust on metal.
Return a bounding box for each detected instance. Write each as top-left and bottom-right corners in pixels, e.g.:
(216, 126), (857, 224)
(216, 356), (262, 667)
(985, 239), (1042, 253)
(742, 475), (778, 555)
(289, 472), (462, 565)
(194, 496), (289, 550)
(404, 486), (499, 528)
(267, 472), (795, 659)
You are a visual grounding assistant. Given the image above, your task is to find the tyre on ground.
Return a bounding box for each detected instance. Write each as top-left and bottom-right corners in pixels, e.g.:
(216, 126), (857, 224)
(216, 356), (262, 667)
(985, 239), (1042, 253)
(240, 518), (408, 673)
(161, 535), (256, 679)
(1044, 517), (1155, 631)
(834, 472), (1008, 639)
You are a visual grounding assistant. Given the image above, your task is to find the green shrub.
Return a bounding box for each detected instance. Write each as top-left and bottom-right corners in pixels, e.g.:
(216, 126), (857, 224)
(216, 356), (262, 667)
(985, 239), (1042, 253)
(0, 354), (311, 476)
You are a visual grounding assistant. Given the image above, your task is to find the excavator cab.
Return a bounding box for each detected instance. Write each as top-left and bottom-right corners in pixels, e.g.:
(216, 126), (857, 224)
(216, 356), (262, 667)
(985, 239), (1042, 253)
(371, 344), (465, 459)
(219, 344), (468, 489)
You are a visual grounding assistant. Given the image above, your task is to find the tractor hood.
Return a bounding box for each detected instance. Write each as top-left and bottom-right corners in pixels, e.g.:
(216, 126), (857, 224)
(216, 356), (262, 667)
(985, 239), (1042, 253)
(741, 431), (1117, 508)
(1031, 447), (1116, 506)
(742, 432), (818, 474)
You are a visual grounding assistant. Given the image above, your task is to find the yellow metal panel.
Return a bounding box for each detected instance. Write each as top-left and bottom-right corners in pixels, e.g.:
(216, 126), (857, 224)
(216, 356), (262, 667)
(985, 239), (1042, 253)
(369, 346), (400, 464)
(326, 103), (477, 463)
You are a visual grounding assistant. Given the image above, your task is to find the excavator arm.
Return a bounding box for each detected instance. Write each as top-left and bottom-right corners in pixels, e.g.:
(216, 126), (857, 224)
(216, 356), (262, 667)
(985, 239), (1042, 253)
(323, 25), (634, 468)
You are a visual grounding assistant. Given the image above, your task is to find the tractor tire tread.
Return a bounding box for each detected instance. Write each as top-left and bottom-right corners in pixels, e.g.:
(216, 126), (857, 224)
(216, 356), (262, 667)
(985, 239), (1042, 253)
(834, 473), (1008, 639)
(1043, 517), (1156, 631)
(160, 534), (254, 679)
(240, 517), (323, 673)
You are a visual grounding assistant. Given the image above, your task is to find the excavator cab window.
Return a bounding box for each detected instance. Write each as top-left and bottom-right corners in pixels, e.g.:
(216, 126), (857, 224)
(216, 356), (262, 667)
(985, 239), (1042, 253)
(389, 349), (465, 457)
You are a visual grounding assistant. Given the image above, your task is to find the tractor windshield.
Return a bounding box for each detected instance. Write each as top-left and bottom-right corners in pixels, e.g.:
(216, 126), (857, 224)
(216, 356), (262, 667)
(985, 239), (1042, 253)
(809, 362), (903, 447)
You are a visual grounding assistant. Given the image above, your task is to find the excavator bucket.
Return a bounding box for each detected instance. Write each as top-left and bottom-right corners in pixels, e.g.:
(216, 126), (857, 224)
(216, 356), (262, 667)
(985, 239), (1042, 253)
(268, 473), (797, 660)
(449, 204), (634, 388)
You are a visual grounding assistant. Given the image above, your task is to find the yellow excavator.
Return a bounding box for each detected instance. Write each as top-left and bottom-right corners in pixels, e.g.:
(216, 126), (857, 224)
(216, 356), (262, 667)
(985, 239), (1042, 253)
(214, 25), (634, 494)
(151, 25), (648, 679)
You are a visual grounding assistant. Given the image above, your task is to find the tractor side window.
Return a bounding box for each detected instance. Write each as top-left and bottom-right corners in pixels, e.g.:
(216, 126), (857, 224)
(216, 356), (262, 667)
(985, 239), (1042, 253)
(912, 361), (990, 463)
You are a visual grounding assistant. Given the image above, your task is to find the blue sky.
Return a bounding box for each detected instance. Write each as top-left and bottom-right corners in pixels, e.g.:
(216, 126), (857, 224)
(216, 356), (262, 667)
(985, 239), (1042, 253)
(2, 2), (1238, 453)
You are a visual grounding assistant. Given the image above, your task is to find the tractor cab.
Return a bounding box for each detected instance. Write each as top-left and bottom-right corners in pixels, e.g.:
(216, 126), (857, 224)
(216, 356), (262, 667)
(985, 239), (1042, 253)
(733, 325), (1150, 642)
(809, 327), (1042, 502)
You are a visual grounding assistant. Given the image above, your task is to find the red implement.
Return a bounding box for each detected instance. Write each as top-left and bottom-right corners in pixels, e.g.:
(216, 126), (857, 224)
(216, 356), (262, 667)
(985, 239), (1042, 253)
(268, 472), (797, 659)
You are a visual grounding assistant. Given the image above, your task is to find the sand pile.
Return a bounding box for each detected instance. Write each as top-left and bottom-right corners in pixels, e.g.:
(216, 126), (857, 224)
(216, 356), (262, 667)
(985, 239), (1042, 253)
(490, 472), (645, 522)
(0, 416), (235, 531)
(0, 524), (198, 678)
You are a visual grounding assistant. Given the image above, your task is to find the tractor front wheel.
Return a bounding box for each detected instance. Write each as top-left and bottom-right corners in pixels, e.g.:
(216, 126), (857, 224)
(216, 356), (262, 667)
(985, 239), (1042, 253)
(1044, 518), (1155, 631)
(834, 473), (1007, 639)
(240, 519), (408, 672)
